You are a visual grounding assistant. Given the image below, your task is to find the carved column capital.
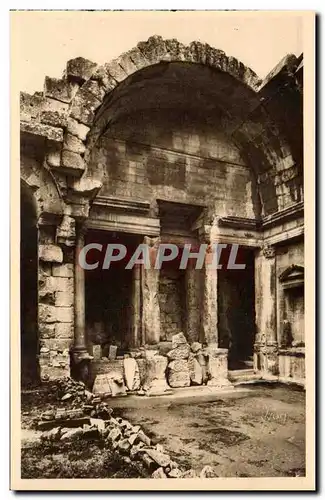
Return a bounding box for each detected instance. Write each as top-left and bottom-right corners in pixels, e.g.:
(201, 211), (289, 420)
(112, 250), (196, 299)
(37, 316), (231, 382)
(262, 244), (276, 259)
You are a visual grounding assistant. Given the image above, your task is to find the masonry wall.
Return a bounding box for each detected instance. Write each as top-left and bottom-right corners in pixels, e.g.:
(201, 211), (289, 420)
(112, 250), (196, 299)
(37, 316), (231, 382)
(88, 109), (260, 220)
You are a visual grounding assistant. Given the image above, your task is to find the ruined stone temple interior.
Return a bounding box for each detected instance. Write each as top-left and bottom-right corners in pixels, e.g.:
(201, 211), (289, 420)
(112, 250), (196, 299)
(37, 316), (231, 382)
(20, 36), (304, 395)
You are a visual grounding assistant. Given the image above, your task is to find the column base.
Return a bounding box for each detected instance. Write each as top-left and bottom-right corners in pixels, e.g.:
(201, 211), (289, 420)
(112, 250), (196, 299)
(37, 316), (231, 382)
(205, 346), (233, 388)
(142, 352), (171, 396)
(254, 343), (279, 376)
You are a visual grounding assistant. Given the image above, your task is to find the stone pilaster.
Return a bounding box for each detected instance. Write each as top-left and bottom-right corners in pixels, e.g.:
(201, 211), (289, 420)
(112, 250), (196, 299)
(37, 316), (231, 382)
(201, 243), (218, 346)
(38, 221), (74, 381)
(72, 222), (89, 360)
(185, 267), (201, 343)
(130, 263), (141, 347)
(254, 244), (278, 376)
(141, 236), (160, 345)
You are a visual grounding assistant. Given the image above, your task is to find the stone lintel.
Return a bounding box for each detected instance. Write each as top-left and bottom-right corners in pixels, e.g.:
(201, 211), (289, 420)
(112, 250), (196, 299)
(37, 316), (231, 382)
(87, 212), (160, 236)
(93, 196), (151, 214)
(21, 121), (64, 143)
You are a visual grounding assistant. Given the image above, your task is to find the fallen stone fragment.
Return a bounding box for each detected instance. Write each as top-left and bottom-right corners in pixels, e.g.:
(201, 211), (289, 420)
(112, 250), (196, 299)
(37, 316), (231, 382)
(200, 465), (217, 478)
(61, 393), (72, 401)
(191, 342), (202, 353)
(168, 359), (190, 388)
(41, 410), (55, 421)
(188, 356), (203, 385)
(167, 344), (191, 360)
(130, 442), (144, 458)
(119, 419), (132, 430)
(90, 418), (106, 432)
(181, 469), (198, 478)
(144, 448), (171, 467)
(124, 356), (141, 391)
(37, 416), (90, 431)
(143, 353), (169, 396)
(60, 427), (83, 441)
(118, 438), (131, 453)
(172, 332), (187, 349)
(108, 427), (121, 442)
(83, 427), (100, 439)
(108, 345), (118, 360)
(152, 467), (167, 478)
(41, 427), (61, 442)
(141, 453), (157, 471)
(128, 433), (138, 446)
(137, 429), (151, 446)
(168, 468), (183, 478)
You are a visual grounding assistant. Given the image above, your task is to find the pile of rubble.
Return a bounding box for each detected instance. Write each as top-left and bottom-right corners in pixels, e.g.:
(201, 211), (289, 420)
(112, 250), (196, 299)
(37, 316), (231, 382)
(36, 377), (217, 479)
(91, 332), (230, 397)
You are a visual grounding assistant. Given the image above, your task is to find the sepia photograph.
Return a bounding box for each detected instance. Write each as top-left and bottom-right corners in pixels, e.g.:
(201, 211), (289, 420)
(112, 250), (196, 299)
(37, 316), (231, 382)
(11, 9), (315, 491)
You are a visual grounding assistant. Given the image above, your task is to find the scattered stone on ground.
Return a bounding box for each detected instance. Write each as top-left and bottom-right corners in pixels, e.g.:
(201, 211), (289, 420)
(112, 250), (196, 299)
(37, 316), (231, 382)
(22, 377), (210, 479)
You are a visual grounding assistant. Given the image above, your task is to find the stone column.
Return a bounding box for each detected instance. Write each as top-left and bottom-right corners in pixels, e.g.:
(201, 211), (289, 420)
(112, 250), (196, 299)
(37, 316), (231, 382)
(201, 244), (218, 346)
(141, 236), (160, 345)
(185, 267), (201, 343)
(254, 244), (278, 376)
(131, 263), (141, 347)
(72, 222), (90, 361)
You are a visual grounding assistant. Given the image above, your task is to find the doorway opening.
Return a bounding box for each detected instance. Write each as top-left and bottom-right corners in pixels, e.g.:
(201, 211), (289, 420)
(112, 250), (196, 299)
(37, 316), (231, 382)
(85, 230), (142, 354)
(21, 182), (39, 386)
(218, 247), (256, 370)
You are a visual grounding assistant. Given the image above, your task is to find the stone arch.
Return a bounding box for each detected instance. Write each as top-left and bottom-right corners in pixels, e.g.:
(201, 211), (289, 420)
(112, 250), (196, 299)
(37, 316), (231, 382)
(21, 35), (301, 215)
(20, 156), (65, 221)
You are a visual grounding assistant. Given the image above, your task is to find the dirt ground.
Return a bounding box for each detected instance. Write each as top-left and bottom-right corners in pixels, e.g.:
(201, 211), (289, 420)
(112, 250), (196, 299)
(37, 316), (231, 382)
(110, 383), (305, 478)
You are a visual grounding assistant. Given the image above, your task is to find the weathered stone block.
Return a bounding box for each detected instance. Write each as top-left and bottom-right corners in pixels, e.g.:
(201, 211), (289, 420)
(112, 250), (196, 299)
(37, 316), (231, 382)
(53, 277), (74, 293)
(55, 290), (73, 307)
(55, 322), (73, 339)
(39, 244), (63, 264)
(66, 118), (90, 141)
(69, 87), (101, 126)
(40, 338), (72, 352)
(61, 149), (86, 176)
(104, 60), (128, 82)
(39, 304), (57, 323)
(206, 347), (231, 387)
(143, 353), (169, 395)
(91, 66), (117, 91)
(167, 344), (190, 360)
(20, 91), (43, 120)
(44, 76), (73, 103)
(172, 332), (187, 348)
(46, 150), (61, 168)
(191, 342), (202, 353)
(39, 323), (56, 339)
(52, 264), (74, 278)
(40, 110), (68, 128)
(188, 356), (203, 385)
(64, 133), (86, 154)
(167, 359), (190, 388)
(92, 344), (102, 361)
(124, 357), (141, 391)
(56, 306), (73, 323)
(82, 79), (106, 102)
(66, 57), (97, 83)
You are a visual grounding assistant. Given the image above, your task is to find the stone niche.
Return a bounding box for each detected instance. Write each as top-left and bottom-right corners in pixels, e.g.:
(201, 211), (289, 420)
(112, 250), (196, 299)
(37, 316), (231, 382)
(277, 265), (305, 384)
(279, 265), (304, 348)
(159, 268), (186, 341)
